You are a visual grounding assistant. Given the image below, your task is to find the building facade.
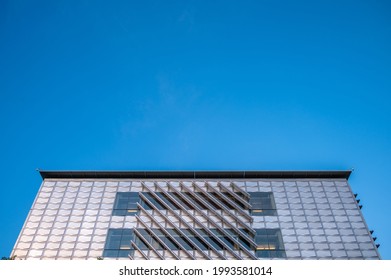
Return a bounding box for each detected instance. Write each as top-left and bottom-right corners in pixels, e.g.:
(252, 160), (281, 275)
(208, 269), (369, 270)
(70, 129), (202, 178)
(12, 170), (380, 260)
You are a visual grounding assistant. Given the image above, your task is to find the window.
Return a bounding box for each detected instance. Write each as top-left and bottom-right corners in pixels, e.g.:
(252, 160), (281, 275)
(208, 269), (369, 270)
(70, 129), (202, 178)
(248, 192), (277, 216)
(103, 227), (285, 258)
(254, 229), (286, 258)
(134, 228), (233, 251)
(134, 229), (180, 250)
(103, 229), (134, 258)
(113, 192), (139, 216)
(225, 228), (252, 250)
(114, 191), (251, 213)
(181, 229), (208, 250)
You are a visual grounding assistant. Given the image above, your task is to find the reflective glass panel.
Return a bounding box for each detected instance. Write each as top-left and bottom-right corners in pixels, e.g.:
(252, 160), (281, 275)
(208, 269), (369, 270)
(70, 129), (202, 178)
(249, 192), (277, 216)
(254, 229), (285, 259)
(103, 229), (134, 258)
(113, 192), (139, 216)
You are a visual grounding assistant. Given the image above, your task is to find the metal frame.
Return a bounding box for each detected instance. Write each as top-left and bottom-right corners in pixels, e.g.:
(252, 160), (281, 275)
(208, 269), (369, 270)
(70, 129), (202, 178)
(217, 182), (252, 209)
(142, 195), (211, 259)
(131, 240), (149, 260)
(136, 203), (193, 259)
(141, 184), (226, 259)
(133, 228), (165, 260)
(160, 184), (238, 259)
(190, 182), (255, 235)
(230, 182), (251, 200)
(139, 194), (211, 260)
(163, 182), (256, 259)
(136, 213), (180, 259)
(39, 170), (353, 180)
(174, 183), (257, 259)
(205, 182), (253, 222)
(182, 182), (257, 248)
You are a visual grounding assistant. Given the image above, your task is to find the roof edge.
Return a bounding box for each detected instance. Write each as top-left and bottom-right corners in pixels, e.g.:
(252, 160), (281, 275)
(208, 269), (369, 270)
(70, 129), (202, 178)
(38, 170), (352, 180)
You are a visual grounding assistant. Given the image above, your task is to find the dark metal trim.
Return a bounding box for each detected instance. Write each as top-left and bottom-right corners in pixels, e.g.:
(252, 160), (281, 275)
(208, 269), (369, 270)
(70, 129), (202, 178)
(39, 170), (352, 180)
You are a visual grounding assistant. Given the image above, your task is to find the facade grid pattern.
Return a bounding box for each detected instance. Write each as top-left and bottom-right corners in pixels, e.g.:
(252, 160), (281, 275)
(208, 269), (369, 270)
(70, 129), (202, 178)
(12, 174), (380, 260)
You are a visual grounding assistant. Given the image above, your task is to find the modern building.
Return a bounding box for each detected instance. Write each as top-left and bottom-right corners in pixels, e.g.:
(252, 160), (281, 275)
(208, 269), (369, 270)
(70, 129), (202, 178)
(11, 170), (380, 260)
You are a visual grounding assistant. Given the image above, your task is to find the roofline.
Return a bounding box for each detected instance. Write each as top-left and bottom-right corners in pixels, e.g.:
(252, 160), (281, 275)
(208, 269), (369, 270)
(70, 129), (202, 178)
(38, 170), (352, 180)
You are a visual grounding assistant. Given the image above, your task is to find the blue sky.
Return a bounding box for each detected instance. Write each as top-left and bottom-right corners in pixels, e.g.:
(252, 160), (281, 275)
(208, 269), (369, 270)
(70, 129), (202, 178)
(0, 0), (390, 259)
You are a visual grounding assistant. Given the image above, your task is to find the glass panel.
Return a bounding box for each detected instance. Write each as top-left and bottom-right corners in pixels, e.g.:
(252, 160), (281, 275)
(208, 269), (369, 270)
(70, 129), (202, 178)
(142, 193), (166, 210)
(249, 192), (277, 216)
(255, 236), (269, 250)
(211, 229), (234, 249)
(254, 229), (285, 258)
(225, 193), (245, 208)
(176, 235), (193, 250)
(140, 199), (151, 210)
(113, 192), (139, 216)
(151, 236), (164, 250)
(256, 250), (271, 258)
(120, 240), (131, 249)
(269, 250), (286, 258)
(208, 236), (224, 250)
(118, 250), (133, 258)
(108, 241), (121, 250)
(135, 237), (149, 250)
(122, 229), (133, 238)
(164, 236), (180, 250)
(184, 229), (208, 250)
(103, 250), (118, 258)
(113, 209), (127, 216)
(197, 193), (220, 209)
(239, 236), (251, 250)
(103, 227), (287, 257)
(105, 230), (122, 249)
(192, 236), (208, 250)
(157, 193), (178, 209)
(175, 193), (193, 209)
(152, 229), (165, 238)
(138, 229), (149, 235)
(104, 229), (134, 258)
(114, 191), (253, 211)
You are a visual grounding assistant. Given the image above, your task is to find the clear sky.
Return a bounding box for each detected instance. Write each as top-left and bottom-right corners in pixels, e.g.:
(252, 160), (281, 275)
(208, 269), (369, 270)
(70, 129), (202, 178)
(0, 0), (390, 259)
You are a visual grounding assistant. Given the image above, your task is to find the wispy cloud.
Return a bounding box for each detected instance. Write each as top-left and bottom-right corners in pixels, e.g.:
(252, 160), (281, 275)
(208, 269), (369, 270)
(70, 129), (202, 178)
(119, 74), (203, 139)
(177, 5), (196, 31)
